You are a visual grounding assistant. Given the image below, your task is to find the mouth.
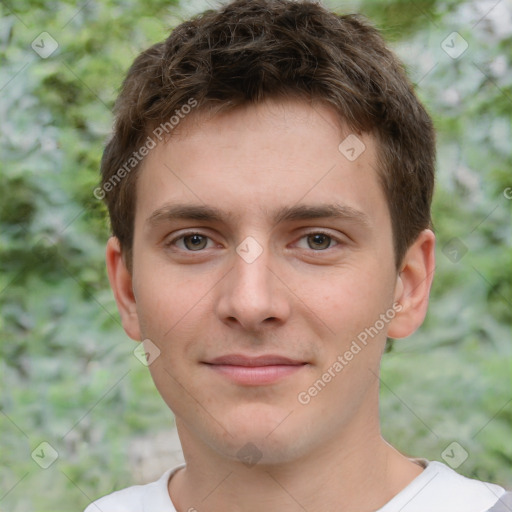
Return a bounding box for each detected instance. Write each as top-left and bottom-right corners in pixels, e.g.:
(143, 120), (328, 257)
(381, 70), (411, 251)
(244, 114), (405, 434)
(203, 354), (308, 386)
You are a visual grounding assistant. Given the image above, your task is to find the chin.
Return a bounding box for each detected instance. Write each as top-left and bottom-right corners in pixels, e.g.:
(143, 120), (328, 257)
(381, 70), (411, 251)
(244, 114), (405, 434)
(207, 404), (313, 465)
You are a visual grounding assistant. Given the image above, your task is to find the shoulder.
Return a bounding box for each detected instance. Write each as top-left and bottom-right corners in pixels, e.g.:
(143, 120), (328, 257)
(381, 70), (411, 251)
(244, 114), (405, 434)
(83, 465), (183, 512)
(84, 483), (146, 512)
(379, 460), (507, 512)
(488, 492), (512, 511)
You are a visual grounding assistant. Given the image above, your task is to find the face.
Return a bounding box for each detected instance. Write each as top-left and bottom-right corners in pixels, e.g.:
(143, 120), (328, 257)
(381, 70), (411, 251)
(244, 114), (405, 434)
(116, 99), (413, 465)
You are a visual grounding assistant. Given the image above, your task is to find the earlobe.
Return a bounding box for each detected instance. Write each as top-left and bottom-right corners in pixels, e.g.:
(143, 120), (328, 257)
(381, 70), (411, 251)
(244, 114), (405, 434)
(388, 229), (436, 339)
(105, 237), (142, 341)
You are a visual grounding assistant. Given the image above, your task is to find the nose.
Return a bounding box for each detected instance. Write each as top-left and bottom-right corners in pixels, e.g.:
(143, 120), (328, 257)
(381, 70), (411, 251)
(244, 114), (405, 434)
(215, 244), (291, 332)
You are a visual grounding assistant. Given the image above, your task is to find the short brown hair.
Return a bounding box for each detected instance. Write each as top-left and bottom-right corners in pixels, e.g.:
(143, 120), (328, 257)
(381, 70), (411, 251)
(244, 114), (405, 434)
(100, 0), (435, 269)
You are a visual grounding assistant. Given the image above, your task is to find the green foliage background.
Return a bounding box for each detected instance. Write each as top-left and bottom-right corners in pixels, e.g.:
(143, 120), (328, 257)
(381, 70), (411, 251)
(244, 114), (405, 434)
(0, 0), (510, 510)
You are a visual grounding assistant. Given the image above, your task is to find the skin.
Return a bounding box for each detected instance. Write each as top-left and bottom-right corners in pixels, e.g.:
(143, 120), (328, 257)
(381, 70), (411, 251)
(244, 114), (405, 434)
(106, 98), (436, 512)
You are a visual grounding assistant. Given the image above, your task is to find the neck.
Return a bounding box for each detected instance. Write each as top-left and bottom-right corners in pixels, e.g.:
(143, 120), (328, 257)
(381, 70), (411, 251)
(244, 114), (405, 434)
(169, 397), (423, 512)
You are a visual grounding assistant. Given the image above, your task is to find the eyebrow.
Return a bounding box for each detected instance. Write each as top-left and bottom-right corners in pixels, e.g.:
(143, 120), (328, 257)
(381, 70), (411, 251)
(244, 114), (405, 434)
(146, 202), (370, 228)
(273, 203), (370, 226)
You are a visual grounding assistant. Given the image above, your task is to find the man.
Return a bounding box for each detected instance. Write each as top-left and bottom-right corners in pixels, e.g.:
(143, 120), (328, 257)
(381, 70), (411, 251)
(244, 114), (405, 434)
(86, 0), (509, 510)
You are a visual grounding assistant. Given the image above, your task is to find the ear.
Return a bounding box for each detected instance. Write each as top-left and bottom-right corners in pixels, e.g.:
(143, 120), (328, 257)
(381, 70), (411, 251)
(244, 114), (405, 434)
(105, 237), (141, 341)
(388, 229), (436, 339)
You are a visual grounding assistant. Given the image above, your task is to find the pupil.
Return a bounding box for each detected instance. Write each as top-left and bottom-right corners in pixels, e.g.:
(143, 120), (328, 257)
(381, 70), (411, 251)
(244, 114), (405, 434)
(308, 233), (330, 250)
(185, 235), (206, 250)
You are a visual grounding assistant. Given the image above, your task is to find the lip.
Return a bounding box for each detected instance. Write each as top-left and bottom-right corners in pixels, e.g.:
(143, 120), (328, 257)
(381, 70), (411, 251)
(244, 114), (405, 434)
(206, 354), (305, 366)
(204, 354), (307, 386)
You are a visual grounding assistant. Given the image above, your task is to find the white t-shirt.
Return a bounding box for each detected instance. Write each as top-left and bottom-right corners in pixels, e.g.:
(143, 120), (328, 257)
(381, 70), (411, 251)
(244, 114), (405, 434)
(84, 460), (506, 512)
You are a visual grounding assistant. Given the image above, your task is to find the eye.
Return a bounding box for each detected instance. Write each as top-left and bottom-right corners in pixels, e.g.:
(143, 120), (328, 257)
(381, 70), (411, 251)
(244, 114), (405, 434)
(172, 233), (213, 251)
(296, 232), (339, 251)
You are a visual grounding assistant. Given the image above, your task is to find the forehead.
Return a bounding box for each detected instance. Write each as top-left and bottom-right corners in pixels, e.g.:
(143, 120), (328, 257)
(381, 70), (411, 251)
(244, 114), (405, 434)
(135, 98), (387, 229)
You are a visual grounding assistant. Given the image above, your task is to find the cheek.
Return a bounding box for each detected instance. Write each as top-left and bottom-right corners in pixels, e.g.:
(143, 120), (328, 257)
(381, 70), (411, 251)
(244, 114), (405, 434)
(306, 265), (395, 339)
(132, 255), (208, 339)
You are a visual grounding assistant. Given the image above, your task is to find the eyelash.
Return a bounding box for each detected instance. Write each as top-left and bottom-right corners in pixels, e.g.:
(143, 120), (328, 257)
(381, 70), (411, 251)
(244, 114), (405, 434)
(166, 230), (342, 252)
(297, 230), (341, 249)
(166, 232), (216, 251)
